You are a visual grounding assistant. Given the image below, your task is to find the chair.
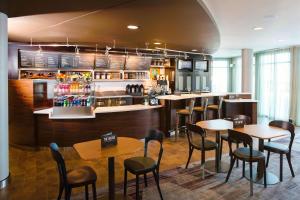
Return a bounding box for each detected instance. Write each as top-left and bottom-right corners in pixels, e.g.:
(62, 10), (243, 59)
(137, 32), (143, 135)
(193, 97), (208, 122)
(220, 115), (251, 167)
(175, 98), (195, 138)
(207, 96), (223, 119)
(49, 143), (97, 200)
(124, 129), (164, 200)
(264, 120), (295, 182)
(185, 123), (218, 171)
(225, 129), (267, 196)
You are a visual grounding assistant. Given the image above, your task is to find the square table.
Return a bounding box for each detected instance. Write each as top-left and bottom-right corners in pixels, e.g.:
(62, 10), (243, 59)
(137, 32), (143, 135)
(74, 137), (144, 200)
(196, 119), (289, 185)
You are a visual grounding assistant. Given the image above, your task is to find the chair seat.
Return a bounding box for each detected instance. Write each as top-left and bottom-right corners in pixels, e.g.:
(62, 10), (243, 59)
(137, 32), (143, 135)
(176, 109), (191, 115)
(192, 139), (218, 151)
(124, 157), (156, 174)
(264, 142), (289, 153)
(221, 134), (243, 143)
(67, 166), (97, 187)
(207, 105), (218, 110)
(233, 147), (265, 162)
(193, 106), (205, 112)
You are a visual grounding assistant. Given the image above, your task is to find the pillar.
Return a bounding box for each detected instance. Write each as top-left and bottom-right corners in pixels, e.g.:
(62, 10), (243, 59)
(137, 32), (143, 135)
(241, 49), (253, 93)
(0, 12), (9, 189)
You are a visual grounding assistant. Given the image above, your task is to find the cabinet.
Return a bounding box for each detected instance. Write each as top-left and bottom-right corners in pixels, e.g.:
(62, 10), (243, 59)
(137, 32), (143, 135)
(176, 72), (193, 92)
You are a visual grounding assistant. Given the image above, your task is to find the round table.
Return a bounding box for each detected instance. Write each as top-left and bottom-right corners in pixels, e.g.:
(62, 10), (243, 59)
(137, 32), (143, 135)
(74, 137), (144, 200)
(196, 119), (233, 173)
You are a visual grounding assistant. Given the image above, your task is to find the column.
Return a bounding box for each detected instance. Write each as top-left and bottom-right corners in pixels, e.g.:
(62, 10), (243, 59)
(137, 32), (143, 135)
(0, 12), (9, 189)
(241, 49), (253, 93)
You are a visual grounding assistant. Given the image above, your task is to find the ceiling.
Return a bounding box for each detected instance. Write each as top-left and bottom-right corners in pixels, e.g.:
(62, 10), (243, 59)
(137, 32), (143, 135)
(202, 0), (300, 58)
(5, 0), (220, 54)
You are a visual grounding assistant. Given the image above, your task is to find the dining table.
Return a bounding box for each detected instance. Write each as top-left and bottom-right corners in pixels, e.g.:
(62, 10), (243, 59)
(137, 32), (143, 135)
(196, 119), (289, 185)
(73, 137), (144, 200)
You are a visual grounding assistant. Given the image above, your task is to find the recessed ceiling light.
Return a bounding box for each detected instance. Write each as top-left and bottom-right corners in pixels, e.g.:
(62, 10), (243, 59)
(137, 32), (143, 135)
(127, 25), (139, 30)
(154, 42), (161, 45)
(253, 27), (264, 31)
(191, 49), (198, 52)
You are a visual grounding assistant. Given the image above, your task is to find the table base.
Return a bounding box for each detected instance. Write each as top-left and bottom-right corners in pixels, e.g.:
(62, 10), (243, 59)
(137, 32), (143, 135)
(245, 169), (279, 185)
(204, 160), (231, 173)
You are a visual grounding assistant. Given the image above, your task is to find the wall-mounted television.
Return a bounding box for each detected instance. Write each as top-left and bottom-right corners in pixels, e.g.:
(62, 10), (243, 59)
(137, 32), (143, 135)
(177, 59), (192, 71)
(194, 60), (208, 72)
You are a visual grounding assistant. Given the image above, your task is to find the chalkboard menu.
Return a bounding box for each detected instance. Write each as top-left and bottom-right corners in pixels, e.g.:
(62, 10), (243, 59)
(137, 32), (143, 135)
(20, 50), (59, 68)
(76, 53), (94, 69)
(95, 54), (109, 68)
(125, 56), (152, 70)
(109, 55), (125, 70)
(61, 54), (75, 68)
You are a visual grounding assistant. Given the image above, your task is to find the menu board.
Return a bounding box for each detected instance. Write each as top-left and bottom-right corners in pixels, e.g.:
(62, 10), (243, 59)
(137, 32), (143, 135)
(125, 55), (152, 70)
(109, 55), (125, 70)
(20, 50), (35, 67)
(20, 50), (59, 68)
(76, 53), (94, 69)
(95, 54), (109, 68)
(61, 54), (75, 68)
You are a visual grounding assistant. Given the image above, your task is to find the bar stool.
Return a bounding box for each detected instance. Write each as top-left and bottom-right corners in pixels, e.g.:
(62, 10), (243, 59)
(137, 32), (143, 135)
(207, 96), (223, 119)
(175, 98), (195, 138)
(193, 97), (208, 122)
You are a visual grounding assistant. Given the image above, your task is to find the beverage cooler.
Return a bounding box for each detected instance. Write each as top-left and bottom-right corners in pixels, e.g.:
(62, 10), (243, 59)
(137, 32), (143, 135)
(51, 72), (95, 118)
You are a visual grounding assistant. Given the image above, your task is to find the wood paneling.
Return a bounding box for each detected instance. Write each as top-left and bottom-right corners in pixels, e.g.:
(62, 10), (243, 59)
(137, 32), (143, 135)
(35, 108), (162, 147)
(9, 80), (36, 146)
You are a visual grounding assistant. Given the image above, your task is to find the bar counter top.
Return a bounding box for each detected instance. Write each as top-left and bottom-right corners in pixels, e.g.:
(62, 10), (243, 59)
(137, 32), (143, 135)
(156, 92), (252, 100)
(224, 99), (258, 103)
(33, 104), (163, 119)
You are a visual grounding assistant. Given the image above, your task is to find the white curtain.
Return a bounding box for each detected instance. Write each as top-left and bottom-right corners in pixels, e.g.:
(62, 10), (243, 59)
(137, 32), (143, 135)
(230, 57), (242, 93)
(255, 49), (291, 121)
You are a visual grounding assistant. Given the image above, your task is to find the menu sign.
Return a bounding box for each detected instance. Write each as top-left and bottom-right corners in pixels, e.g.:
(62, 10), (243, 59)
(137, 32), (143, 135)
(76, 53), (94, 69)
(101, 132), (118, 148)
(20, 50), (35, 67)
(20, 50), (59, 68)
(95, 54), (109, 68)
(109, 55), (125, 70)
(125, 56), (152, 70)
(61, 54), (75, 68)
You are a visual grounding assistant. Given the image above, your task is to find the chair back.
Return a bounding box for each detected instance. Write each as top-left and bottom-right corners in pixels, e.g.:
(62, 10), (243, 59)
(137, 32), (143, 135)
(269, 120), (295, 151)
(186, 123), (206, 150)
(227, 129), (253, 157)
(233, 115), (251, 125)
(218, 97), (224, 118)
(49, 143), (67, 185)
(144, 129), (164, 170)
(188, 98), (195, 114)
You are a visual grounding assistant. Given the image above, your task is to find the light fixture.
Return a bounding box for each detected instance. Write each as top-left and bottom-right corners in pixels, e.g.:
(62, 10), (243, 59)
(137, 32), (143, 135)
(278, 39), (285, 42)
(154, 42), (161, 45)
(127, 25), (139, 30)
(191, 49), (198, 52)
(253, 27), (264, 31)
(75, 45), (80, 55)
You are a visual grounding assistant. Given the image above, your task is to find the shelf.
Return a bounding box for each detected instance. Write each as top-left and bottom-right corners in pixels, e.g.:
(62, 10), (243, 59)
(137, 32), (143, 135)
(59, 68), (94, 72)
(93, 79), (124, 82)
(94, 69), (123, 72)
(19, 68), (59, 71)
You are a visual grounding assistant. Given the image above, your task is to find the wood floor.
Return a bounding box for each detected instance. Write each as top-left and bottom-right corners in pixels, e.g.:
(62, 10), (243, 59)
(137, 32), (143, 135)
(0, 132), (228, 200)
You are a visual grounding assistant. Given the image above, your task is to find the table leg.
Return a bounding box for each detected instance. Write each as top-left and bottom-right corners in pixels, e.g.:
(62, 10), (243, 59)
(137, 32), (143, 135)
(216, 131), (221, 172)
(108, 157), (115, 200)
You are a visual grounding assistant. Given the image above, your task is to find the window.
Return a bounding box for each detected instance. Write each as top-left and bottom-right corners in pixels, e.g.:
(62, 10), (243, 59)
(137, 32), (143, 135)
(211, 59), (229, 92)
(231, 57), (242, 93)
(255, 49), (291, 120)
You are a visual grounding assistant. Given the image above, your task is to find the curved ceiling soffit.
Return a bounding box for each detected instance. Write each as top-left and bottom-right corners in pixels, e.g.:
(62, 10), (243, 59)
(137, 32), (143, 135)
(7, 0), (220, 54)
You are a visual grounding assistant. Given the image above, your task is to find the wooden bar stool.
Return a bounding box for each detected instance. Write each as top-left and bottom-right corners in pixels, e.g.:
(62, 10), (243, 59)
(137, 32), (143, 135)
(193, 97), (208, 122)
(175, 98), (195, 138)
(207, 96), (223, 119)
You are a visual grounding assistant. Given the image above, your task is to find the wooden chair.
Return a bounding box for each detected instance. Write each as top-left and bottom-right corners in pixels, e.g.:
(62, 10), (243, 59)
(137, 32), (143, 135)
(185, 123), (218, 172)
(175, 98), (195, 138)
(193, 97), (208, 122)
(225, 129), (267, 196)
(220, 115), (251, 167)
(207, 96), (223, 119)
(124, 129), (164, 200)
(49, 143), (97, 200)
(264, 120), (295, 181)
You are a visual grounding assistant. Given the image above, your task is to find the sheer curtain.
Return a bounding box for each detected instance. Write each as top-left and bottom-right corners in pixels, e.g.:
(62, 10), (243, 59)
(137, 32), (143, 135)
(255, 49), (291, 121)
(230, 57), (242, 93)
(211, 59), (229, 92)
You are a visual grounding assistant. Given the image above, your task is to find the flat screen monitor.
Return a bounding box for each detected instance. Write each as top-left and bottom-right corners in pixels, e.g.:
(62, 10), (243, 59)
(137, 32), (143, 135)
(177, 59), (192, 71)
(194, 60), (208, 71)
